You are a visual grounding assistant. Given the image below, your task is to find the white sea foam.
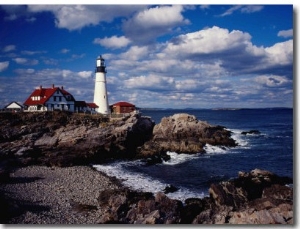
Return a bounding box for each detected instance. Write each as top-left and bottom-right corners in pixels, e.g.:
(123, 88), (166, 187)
(203, 144), (228, 154)
(93, 161), (205, 202)
(229, 128), (249, 148)
(163, 151), (201, 165)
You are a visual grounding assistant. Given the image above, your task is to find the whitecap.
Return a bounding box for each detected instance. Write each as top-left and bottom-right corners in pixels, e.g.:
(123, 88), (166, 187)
(163, 151), (200, 165)
(228, 128), (250, 148)
(203, 144), (228, 154)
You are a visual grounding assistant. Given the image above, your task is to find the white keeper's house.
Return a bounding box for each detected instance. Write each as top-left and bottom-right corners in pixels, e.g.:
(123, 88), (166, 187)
(23, 84), (98, 112)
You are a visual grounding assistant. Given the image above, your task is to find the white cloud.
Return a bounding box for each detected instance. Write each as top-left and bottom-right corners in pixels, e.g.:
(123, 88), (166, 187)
(240, 5), (264, 13)
(124, 74), (174, 91)
(14, 68), (35, 74)
(3, 45), (16, 52)
(21, 50), (47, 55)
(219, 5), (264, 17)
(0, 61), (9, 72)
(61, 70), (72, 78)
(278, 29), (293, 38)
(77, 71), (93, 79)
(129, 5), (186, 28)
(13, 57), (39, 65)
(61, 48), (70, 54)
(28, 5), (146, 31)
(165, 26), (252, 55)
(120, 46), (148, 61)
(175, 79), (200, 91)
(254, 75), (290, 87)
(94, 36), (131, 49)
(265, 40), (293, 66)
(123, 5), (189, 44)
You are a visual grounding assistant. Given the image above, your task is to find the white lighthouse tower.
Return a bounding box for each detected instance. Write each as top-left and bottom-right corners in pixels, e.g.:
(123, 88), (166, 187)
(93, 55), (110, 114)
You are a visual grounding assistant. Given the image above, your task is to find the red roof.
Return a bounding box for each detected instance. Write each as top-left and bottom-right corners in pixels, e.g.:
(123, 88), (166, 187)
(24, 86), (74, 106)
(86, 103), (99, 108)
(112, 101), (135, 107)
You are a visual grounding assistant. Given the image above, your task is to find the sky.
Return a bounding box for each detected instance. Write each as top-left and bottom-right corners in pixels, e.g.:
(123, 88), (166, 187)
(0, 4), (294, 109)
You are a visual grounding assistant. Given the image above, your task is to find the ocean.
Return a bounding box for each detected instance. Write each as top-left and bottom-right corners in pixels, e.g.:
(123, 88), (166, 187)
(94, 108), (293, 202)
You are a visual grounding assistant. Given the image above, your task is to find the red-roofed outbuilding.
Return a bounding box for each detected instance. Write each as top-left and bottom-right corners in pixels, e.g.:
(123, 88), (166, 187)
(111, 101), (136, 114)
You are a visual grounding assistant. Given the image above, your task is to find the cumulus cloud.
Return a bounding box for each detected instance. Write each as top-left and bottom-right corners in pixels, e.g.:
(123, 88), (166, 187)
(278, 29), (293, 38)
(27, 5), (146, 31)
(161, 26), (293, 76)
(120, 46), (148, 61)
(265, 40), (293, 66)
(0, 61), (9, 72)
(164, 26), (252, 55)
(94, 36), (131, 49)
(124, 74), (175, 91)
(123, 5), (189, 44)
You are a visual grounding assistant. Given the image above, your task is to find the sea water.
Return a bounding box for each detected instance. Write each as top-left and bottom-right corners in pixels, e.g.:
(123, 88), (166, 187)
(94, 108), (293, 202)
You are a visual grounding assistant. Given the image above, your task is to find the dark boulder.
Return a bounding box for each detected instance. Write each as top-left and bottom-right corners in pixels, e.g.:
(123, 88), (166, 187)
(163, 184), (179, 194)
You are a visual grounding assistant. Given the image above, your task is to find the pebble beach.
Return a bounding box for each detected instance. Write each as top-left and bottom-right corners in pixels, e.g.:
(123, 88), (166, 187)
(0, 166), (121, 224)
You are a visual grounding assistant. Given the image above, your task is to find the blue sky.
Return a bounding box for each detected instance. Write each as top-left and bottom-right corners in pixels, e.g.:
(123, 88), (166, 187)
(0, 4), (294, 109)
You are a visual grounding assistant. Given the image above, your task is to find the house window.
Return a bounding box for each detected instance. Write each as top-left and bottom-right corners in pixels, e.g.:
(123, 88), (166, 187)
(54, 96), (56, 101)
(56, 90), (59, 94)
(59, 96), (62, 102)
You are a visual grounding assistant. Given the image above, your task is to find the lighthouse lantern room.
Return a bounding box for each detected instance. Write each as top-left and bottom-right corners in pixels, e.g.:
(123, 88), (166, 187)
(93, 55), (110, 114)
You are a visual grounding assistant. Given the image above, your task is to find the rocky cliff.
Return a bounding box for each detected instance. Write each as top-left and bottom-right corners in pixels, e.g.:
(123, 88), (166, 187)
(0, 111), (154, 168)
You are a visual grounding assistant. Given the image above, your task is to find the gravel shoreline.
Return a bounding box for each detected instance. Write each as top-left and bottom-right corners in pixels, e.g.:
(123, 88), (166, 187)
(0, 165), (122, 224)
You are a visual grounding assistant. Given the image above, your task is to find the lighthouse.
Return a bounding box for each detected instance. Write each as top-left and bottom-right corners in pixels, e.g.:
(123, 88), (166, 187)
(93, 55), (110, 114)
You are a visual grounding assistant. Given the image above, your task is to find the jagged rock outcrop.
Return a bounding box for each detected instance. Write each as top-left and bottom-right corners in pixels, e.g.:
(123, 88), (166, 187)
(0, 111), (155, 168)
(97, 188), (183, 224)
(138, 113), (237, 157)
(95, 169), (293, 224)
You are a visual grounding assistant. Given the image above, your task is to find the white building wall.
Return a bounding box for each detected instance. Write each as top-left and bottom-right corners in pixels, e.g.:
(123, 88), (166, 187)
(93, 72), (110, 114)
(6, 102), (22, 109)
